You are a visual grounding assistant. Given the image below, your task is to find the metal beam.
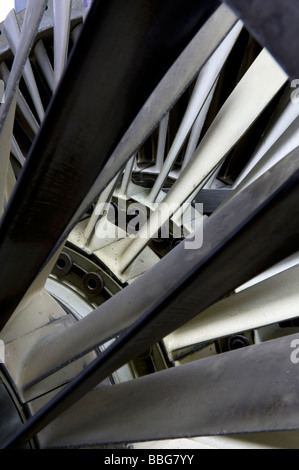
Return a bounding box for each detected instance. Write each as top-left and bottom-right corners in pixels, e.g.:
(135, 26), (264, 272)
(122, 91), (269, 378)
(31, 333), (299, 448)
(221, 0), (299, 79)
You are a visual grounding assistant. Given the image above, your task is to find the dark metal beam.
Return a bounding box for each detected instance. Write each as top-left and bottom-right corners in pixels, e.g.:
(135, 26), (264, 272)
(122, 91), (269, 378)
(32, 333), (299, 447)
(2, 146), (299, 448)
(221, 0), (299, 79)
(0, 0), (220, 330)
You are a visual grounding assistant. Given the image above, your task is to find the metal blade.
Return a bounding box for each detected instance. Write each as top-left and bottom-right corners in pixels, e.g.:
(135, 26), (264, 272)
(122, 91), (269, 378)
(31, 333), (299, 448)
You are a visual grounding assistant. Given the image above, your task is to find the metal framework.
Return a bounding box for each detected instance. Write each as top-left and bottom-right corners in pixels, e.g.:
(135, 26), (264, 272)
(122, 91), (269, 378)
(0, 0), (298, 449)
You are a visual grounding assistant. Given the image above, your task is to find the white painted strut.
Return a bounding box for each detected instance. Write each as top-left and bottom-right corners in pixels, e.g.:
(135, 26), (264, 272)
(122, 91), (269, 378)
(119, 49), (288, 273)
(34, 40), (55, 92)
(148, 21), (243, 203)
(164, 264), (299, 356)
(53, 0), (72, 88)
(4, 8), (45, 122)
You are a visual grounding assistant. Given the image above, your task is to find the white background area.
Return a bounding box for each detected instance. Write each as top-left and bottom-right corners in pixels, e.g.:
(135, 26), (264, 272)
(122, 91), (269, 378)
(0, 0), (15, 22)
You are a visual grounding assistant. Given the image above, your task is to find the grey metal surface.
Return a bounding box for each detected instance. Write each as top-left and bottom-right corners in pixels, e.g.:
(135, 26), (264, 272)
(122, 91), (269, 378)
(32, 333), (299, 447)
(196, 189), (232, 214)
(221, 0), (299, 79)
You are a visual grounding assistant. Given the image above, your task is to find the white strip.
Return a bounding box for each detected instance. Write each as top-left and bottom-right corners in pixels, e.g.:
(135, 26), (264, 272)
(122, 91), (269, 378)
(34, 39), (55, 92)
(154, 113), (169, 171)
(235, 115), (299, 191)
(4, 9), (45, 122)
(53, 0), (72, 88)
(119, 155), (136, 196)
(0, 61), (39, 135)
(181, 78), (218, 171)
(234, 92), (299, 188)
(164, 264), (299, 354)
(11, 135), (26, 166)
(0, 95), (17, 214)
(84, 174), (119, 241)
(149, 21), (243, 202)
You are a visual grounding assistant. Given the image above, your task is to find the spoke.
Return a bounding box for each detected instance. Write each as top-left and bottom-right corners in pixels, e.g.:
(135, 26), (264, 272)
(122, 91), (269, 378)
(53, 0), (72, 88)
(11, 136), (25, 166)
(0, 61), (40, 135)
(3, 7), (45, 122)
(234, 92), (299, 189)
(9, 149), (299, 444)
(34, 40), (55, 92)
(181, 78), (218, 171)
(0, 95), (17, 215)
(119, 48), (288, 273)
(154, 114), (169, 172)
(119, 154), (136, 196)
(83, 173), (120, 242)
(28, 333), (299, 448)
(148, 21), (243, 203)
(164, 264), (299, 357)
(236, 115), (299, 192)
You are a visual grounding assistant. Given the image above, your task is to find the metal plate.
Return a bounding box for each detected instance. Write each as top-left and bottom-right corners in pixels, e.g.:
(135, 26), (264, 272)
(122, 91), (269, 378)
(221, 0), (299, 79)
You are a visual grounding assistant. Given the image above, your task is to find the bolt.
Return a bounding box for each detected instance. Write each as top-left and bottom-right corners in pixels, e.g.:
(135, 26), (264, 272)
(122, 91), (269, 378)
(53, 252), (73, 276)
(83, 272), (104, 296)
(228, 335), (249, 351)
